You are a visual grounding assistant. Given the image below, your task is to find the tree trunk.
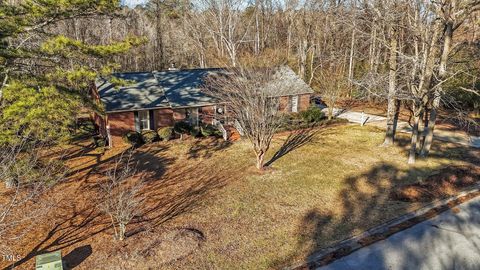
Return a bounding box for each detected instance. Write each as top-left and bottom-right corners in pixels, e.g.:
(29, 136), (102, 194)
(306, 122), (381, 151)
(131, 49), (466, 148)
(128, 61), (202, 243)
(384, 99), (400, 145)
(118, 223), (126, 241)
(347, 26), (355, 89)
(256, 150), (265, 170)
(383, 28), (398, 146)
(416, 110), (425, 151)
(408, 110), (421, 164)
(155, 1), (165, 70)
(254, 6), (260, 55)
(421, 21), (453, 157)
(327, 106), (333, 121)
(368, 26), (377, 72)
(298, 39), (307, 80)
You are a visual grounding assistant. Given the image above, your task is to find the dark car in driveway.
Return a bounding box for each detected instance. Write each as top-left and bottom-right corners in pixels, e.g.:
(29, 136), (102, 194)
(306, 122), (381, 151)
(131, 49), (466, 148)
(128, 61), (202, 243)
(311, 95), (327, 109)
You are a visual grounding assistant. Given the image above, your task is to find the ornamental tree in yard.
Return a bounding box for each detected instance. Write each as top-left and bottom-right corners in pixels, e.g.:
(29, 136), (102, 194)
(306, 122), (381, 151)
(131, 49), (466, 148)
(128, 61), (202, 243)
(99, 151), (144, 241)
(204, 67), (283, 170)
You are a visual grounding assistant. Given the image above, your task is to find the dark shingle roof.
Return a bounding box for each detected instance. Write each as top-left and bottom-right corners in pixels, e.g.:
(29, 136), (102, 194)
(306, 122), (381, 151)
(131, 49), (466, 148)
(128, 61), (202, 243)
(96, 72), (169, 112)
(97, 66), (314, 112)
(154, 68), (222, 108)
(264, 66), (314, 96)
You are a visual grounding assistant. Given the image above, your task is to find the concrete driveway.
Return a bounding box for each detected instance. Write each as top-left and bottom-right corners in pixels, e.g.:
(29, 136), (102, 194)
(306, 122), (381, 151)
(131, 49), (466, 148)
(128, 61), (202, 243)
(317, 196), (480, 270)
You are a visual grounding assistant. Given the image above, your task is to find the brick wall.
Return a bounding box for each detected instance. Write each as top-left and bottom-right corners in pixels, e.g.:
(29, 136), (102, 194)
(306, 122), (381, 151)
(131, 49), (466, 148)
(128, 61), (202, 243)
(155, 108), (174, 129)
(92, 112), (107, 137)
(107, 111), (135, 147)
(279, 96), (290, 112)
(298, 94), (311, 111)
(200, 106), (215, 124)
(278, 94), (311, 113)
(173, 109), (186, 121)
(105, 95), (311, 147)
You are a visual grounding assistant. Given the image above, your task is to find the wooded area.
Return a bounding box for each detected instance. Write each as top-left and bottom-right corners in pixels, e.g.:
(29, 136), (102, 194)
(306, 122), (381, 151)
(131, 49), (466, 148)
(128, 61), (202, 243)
(1, 0), (479, 151)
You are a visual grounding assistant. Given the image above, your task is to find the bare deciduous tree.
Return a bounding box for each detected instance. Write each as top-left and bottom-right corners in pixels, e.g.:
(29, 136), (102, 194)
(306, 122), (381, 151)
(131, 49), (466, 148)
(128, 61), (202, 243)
(420, 0), (480, 157)
(99, 150), (144, 241)
(315, 65), (349, 120)
(204, 67), (283, 170)
(0, 138), (66, 254)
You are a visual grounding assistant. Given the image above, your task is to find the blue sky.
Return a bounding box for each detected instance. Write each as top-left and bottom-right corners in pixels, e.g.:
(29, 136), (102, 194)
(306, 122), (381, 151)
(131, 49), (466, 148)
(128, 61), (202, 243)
(122, 0), (148, 7)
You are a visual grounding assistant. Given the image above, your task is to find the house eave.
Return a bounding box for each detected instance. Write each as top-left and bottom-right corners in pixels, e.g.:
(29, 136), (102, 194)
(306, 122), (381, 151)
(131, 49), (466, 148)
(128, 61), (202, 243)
(103, 92), (313, 114)
(105, 102), (227, 114)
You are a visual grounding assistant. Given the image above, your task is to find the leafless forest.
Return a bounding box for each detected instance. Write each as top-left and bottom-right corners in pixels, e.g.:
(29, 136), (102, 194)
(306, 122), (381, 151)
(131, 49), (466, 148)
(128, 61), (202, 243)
(59, 0), (480, 161)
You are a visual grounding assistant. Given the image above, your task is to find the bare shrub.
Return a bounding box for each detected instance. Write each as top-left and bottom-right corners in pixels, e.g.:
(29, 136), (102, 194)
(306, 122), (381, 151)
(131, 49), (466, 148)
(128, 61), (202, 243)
(99, 150), (144, 241)
(0, 138), (66, 254)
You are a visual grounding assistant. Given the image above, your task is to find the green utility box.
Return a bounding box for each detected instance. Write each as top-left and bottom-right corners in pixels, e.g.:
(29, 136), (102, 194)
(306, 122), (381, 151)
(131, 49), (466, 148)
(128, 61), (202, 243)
(35, 251), (63, 270)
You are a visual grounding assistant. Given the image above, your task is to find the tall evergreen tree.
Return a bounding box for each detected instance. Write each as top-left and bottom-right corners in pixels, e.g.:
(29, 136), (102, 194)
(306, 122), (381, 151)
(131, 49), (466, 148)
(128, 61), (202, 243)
(0, 0), (141, 145)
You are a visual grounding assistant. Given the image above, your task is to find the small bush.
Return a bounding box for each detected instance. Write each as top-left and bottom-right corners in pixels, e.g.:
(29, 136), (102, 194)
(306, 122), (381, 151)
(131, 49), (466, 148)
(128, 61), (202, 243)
(300, 106), (325, 123)
(190, 127), (200, 137)
(278, 113), (297, 128)
(123, 131), (143, 147)
(157, 127), (173, 141)
(200, 124), (219, 137)
(141, 130), (158, 144)
(174, 121), (192, 135)
(93, 135), (107, 147)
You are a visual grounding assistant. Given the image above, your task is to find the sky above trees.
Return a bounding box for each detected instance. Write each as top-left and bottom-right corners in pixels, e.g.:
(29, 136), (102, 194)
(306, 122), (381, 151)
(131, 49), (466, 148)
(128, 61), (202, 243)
(122, 0), (148, 7)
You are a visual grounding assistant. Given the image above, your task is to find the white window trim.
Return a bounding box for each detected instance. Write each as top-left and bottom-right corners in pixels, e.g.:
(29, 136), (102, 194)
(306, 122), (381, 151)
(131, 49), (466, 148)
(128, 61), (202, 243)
(291, 95), (299, 113)
(139, 110), (150, 130)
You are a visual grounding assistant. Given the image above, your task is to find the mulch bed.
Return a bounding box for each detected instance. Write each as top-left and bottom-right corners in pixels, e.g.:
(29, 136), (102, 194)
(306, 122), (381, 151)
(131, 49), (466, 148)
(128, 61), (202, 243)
(390, 165), (480, 202)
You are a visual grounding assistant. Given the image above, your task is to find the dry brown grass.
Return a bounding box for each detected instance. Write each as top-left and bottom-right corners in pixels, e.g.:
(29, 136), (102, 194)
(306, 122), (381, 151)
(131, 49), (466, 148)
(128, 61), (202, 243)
(2, 124), (478, 270)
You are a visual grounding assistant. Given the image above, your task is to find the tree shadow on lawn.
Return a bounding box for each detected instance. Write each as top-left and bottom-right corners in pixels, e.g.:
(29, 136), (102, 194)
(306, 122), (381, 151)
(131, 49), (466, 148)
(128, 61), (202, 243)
(271, 142), (480, 269)
(63, 245), (93, 269)
(186, 137), (233, 160)
(76, 143), (175, 187)
(60, 141), (97, 161)
(265, 128), (319, 167)
(393, 136), (480, 166)
(3, 139), (244, 269)
(134, 160), (240, 229)
(63, 146), (132, 182)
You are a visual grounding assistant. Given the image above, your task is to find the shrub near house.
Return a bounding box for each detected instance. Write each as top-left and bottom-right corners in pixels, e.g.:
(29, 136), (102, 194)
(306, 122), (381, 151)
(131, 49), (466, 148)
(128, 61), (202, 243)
(157, 127), (173, 141)
(141, 130), (158, 143)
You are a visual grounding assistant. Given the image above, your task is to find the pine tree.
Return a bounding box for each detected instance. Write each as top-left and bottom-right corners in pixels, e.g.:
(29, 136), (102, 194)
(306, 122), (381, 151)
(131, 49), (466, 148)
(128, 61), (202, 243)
(0, 0), (142, 145)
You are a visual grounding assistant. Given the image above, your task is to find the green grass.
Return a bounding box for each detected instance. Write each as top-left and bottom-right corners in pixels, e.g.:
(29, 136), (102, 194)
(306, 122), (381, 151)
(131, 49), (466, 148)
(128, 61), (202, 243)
(132, 124), (476, 269)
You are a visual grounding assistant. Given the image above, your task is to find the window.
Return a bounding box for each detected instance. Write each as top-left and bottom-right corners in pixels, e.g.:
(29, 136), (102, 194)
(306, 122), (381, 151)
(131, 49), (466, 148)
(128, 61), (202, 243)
(291, 95), (299, 113)
(138, 110), (150, 130)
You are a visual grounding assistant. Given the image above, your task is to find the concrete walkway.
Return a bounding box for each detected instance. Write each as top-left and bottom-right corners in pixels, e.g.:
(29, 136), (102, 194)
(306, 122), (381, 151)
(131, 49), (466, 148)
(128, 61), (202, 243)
(322, 108), (480, 148)
(317, 196), (480, 270)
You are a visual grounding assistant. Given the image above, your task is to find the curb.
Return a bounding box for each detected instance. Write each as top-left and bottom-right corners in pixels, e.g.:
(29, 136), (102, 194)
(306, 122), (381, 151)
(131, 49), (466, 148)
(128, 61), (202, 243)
(289, 185), (480, 270)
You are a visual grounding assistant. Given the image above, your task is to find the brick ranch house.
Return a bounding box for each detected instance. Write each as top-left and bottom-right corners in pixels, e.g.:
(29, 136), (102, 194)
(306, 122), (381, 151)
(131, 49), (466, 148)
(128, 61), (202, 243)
(91, 66), (314, 147)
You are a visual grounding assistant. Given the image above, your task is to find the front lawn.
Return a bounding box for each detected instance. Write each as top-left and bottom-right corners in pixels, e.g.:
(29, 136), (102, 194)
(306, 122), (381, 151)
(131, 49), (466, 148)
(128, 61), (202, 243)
(3, 124), (478, 269)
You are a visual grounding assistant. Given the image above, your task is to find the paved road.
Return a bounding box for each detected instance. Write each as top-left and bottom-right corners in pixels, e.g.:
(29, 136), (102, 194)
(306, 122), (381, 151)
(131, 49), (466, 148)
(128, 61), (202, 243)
(317, 197), (480, 270)
(322, 108), (480, 148)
